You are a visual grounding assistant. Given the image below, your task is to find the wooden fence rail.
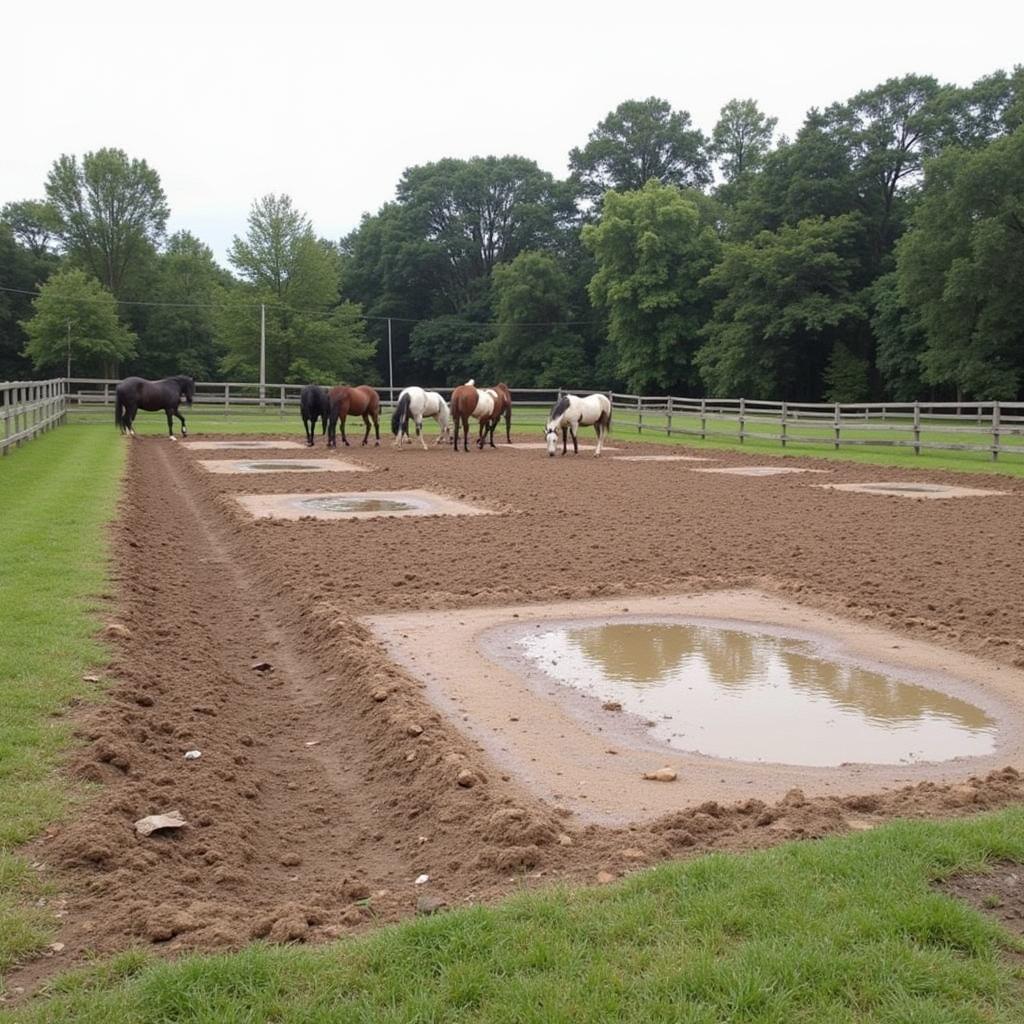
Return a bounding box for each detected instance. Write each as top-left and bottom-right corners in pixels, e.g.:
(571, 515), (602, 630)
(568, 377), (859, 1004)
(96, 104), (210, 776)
(0, 379), (67, 456)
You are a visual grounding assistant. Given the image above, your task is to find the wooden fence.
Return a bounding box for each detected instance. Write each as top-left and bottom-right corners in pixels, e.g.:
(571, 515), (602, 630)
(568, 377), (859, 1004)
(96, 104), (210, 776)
(5, 378), (1024, 462)
(0, 379), (67, 456)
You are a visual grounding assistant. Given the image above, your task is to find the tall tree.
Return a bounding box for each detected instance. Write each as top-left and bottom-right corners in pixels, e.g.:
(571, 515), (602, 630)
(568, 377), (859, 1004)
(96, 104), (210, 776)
(0, 222), (59, 378)
(44, 148), (168, 297)
(20, 268), (136, 377)
(570, 97), (711, 200)
(696, 215), (866, 399)
(583, 181), (720, 393)
(711, 99), (778, 182)
(1, 200), (60, 258)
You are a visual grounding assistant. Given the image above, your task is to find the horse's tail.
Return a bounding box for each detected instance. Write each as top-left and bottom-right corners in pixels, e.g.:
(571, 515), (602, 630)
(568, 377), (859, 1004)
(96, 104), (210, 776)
(114, 392), (125, 431)
(391, 392), (410, 435)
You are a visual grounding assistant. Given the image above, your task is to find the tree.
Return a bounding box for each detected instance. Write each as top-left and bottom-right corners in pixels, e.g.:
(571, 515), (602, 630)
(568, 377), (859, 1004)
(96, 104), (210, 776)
(896, 128), (1024, 399)
(583, 181), (720, 393)
(407, 316), (492, 386)
(570, 98), (711, 200)
(1, 200), (60, 258)
(0, 222), (60, 378)
(822, 343), (870, 402)
(711, 99), (778, 181)
(870, 271), (928, 399)
(44, 148), (168, 297)
(20, 268), (136, 376)
(696, 215), (866, 399)
(488, 251), (587, 386)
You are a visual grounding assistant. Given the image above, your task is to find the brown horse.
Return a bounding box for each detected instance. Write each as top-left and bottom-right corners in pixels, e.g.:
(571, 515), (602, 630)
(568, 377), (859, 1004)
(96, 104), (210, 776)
(480, 382), (512, 447)
(327, 385), (381, 447)
(448, 379), (494, 452)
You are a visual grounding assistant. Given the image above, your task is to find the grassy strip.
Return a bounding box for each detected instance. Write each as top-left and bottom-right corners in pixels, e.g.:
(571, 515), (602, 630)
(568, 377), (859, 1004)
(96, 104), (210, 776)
(68, 405), (1024, 476)
(0, 427), (124, 977)
(6, 811), (1024, 1022)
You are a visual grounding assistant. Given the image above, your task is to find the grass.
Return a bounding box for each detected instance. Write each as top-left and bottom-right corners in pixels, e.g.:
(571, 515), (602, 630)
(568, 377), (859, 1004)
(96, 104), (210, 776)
(0, 426), (124, 977)
(5, 810), (1024, 1022)
(67, 403), (1024, 476)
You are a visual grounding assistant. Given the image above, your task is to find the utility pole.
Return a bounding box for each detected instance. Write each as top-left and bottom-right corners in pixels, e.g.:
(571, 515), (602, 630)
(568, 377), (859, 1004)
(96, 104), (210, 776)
(387, 318), (394, 404)
(66, 319), (72, 380)
(259, 303), (266, 408)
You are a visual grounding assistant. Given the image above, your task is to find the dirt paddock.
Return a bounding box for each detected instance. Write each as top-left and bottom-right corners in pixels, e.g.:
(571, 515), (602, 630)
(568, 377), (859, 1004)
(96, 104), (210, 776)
(13, 433), (1024, 989)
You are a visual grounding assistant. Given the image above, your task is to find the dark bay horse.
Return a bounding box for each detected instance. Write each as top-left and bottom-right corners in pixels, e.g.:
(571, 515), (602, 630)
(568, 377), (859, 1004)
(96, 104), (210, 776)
(115, 375), (195, 439)
(327, 385), (381, 447)
(299, 384), (330, 446)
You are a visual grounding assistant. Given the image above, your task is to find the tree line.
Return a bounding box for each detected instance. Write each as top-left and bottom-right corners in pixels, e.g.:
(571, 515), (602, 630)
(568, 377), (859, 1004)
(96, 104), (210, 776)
(2, 67), (1022, 401)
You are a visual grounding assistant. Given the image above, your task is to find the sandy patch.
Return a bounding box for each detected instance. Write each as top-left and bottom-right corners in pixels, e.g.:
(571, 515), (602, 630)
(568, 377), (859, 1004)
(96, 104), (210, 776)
(197, 459), (367, 474)
(186, 440), (306, 451)
(233, 489), (495, 521)
(818, 482), (1008, 499)
(692, 466), (830, 476)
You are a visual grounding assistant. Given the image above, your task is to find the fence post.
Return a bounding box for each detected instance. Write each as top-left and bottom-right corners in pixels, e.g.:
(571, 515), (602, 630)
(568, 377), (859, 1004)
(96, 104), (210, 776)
(913, 402), (921, 456)
(279, 384), (286, 413)
(637, 394), (643, 435)
(224, 383), (230, 410)
(666, 396), (673, 437)
(780, 401), (787, 448)
(833, 403), (841, 450)
(700, 399), (706, 441)
(992, 402), (1000, 462)
(2, 386), (8, 454)
(738, 397), (745, 443)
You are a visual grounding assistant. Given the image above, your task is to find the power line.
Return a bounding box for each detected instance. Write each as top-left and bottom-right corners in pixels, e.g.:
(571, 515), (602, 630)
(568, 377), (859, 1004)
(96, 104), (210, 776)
(0, 284), (602, 328)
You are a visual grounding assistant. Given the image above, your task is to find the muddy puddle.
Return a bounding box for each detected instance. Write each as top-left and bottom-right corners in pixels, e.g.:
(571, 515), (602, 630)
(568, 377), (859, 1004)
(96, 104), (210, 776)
(301, 495), (418, 513)
(512, 621), (995, 767)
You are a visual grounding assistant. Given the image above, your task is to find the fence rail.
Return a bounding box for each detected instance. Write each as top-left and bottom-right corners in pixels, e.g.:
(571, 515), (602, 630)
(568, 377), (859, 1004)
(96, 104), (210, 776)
(6, 379), (1024, 462)
(1, 379), (67, 455)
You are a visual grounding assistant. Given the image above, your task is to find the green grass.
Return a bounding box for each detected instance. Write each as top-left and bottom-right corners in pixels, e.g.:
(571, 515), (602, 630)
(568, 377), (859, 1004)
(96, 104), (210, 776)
(7, 810), (1024, 1023)
(67, 403), (1024, 476)
(0, 426), (124, 976)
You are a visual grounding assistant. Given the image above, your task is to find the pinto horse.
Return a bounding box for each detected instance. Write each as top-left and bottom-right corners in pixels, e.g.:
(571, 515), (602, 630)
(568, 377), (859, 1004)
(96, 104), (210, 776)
(449, 379), (500, 452)
(115, 375), (195, 439)
(391, 386), (450, 449)
(327, 385), (381, 447)
(299, 384), (330, 446)
(480, 382), (512, 447)
(545, 393), (612, 456)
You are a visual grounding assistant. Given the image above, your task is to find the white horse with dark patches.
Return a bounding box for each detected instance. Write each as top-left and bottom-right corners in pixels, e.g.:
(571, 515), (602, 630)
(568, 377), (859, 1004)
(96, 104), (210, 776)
(545, 393), (612, 456)
(391, 386), (451, 449)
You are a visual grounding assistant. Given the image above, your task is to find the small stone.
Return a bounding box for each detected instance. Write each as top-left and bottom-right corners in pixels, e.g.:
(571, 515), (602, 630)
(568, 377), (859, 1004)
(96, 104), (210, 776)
(103, 623), (131, 640)
(596, 871), (616, 884)
(372, 689), (388, 702)
(134, 810), (187, 836)
(280, 852), (302, 867)
(601, 701), (622, 712)
(414, 873), (430, 885)
(183, 750), (202, 760)
(406, 724), (423, 737)
(621, 848), (646, 861)
(557, 833), (573, 846)
(416, 895), (447, 915)
(251, 661), (273, 672)
(304, 740), (321, 747)
(641, 768), (677, 782)
(456, 769), (477, 788)
(48, 942), (65, 954)
(82, 674), (101, 683)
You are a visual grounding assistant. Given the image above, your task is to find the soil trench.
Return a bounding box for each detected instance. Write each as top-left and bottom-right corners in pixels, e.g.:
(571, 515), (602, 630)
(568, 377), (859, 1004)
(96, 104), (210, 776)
(10, 434), (1024, 994)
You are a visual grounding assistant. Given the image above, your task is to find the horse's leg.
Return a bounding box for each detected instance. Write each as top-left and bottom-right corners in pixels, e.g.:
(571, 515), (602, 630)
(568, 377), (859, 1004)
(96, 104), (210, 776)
(175, 404), (188, 438)
(416, 414), (427, 451)
(361, 412), (371, 446)
(326, 407), (336, 448)
(594, 421), (604, 456)
(341, 410), (350, 446)
(165, 407), (176, 440)
(373, 412), (380, 446)
(571, 423), (579, 454)
(561, 425), (568, 455)
(488, 418), (497, 448)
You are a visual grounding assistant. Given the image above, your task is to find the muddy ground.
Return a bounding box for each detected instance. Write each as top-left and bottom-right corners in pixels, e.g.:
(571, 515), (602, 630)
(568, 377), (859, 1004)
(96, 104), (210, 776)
(11, 434), (1024, 992)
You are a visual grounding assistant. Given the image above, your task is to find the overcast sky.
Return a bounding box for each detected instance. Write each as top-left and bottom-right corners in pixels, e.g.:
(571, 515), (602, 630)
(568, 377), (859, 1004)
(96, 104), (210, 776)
(4, 0), (1021, 267)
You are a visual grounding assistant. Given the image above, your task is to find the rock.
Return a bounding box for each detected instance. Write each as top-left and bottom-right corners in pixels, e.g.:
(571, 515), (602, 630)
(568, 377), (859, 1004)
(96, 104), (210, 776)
(103, 624), (131, 640)
(82, 674), (101, 683)
(596, 871), (616, 884)
(416, 895), (447, 915)
(280, 852), (302, 867)
(414, 873), (430, 885)
(134, 811), (187, 836)
(406, 724), (423, 737)
(48, 942), (65, 954)
(250, 661), (273, 672)
(557, 833), (574, 847)
(183, 750), (202, 760)
(601, 701), (622, 711)
(621, 848), (646, 861)
(641, 768), (677, 782)
(456, 769), (477, 788)
(372, 689), (388, 702)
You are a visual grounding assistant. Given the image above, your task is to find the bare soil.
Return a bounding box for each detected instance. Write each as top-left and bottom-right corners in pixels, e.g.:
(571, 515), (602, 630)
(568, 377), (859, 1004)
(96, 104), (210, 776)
(10, 435), (1024, 993)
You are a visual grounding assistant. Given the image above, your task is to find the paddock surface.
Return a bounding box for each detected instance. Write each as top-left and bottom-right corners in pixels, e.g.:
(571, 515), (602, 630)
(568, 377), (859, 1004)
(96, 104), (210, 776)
(13, 432), (1024, 990)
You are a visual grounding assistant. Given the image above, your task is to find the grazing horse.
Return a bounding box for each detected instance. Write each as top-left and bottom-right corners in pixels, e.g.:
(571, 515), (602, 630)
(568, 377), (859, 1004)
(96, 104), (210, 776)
(327, 385), (381, 447)
(115, 375), (195, 440)
(448, 379), (498, 452)
(480, 382), (512, 447)
(299, 385), (330, 446)
(391, 386), (451, 449)
(545, 393), (612, 456)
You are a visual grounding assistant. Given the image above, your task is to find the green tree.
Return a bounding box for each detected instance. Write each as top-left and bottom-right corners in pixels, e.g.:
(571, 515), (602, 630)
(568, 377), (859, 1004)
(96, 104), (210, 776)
(711, 99), (778, 182)
(570, 98), (711, 201)
(488, 251), (587, 386)
(0, 222), (59, 378)
(583, 181), (720, 393)
(407, 316), (492, 385)
(822, 343), (870, 402)
(870, 271), (927, 399)
(20, 268), (136, 376)
(896, 128), (1024, 399)
(1, 199), (60, 258)
(44, 148), (168, 297)
(696, 215), (866, 399)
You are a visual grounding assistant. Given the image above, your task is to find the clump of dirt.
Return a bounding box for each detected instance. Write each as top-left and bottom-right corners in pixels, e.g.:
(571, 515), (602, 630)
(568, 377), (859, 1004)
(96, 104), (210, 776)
(9, 434), (1024, 998)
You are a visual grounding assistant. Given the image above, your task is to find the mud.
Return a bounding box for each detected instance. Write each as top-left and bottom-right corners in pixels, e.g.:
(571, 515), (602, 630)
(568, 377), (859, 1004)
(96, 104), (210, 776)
(10, 433), (1024, 993)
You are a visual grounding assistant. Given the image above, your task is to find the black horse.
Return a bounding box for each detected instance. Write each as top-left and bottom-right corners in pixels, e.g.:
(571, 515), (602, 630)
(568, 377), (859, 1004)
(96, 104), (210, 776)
(299, 384), (330, 446)
(115, 375), (195, 439)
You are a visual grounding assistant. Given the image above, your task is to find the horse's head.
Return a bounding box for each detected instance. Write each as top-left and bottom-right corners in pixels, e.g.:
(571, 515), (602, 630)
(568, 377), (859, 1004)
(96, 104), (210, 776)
(545, 421), (559, 457)
(180, 376), (195, 405)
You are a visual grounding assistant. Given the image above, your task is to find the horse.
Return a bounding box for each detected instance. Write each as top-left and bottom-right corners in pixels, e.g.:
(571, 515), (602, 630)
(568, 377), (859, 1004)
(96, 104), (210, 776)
(115, 375), (195, 440)
(449, 379), (499, 452)
(327, 385), (381, 447)
(545, 393), (612, 456)
(479, 382), (512, 447)
(299, 384), (330, 446)
(391, 386), (451, 449)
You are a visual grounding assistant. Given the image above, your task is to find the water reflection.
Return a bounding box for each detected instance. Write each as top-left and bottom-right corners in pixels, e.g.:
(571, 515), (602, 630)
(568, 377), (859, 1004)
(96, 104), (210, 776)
(518, 622), (995, 766)
(300, 496), (417, 513)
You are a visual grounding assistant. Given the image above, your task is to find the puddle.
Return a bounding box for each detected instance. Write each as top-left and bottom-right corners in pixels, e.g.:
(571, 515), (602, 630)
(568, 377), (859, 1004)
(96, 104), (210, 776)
(187, 440), (306, 451)
(613, 455), (712, 462)
(819, 482), (1007, 499)
(198, 459), (365, 474)
(233, 489), (494, 521)
(511, 621), (995, 767)
(692, 466), (828, 476)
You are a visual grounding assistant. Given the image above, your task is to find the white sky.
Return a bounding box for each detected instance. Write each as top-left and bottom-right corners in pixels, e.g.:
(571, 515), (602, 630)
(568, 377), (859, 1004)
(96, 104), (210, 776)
(3, 0), (1021, 267)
